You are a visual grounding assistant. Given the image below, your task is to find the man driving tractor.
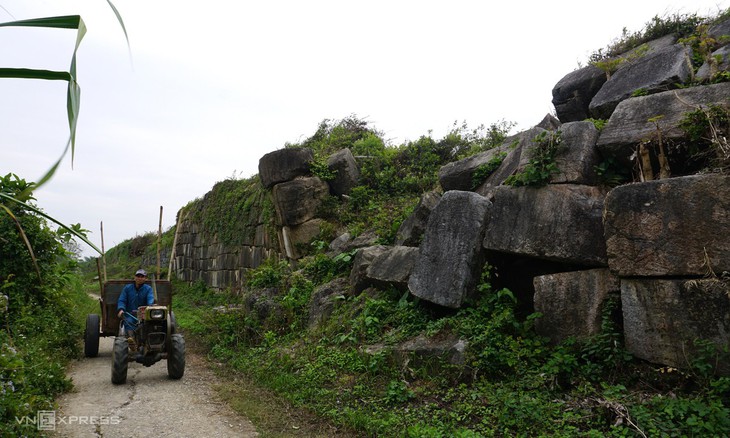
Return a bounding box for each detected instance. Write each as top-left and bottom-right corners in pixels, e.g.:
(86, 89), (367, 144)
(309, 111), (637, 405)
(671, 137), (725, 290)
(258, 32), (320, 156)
(116, 269), (154, 336)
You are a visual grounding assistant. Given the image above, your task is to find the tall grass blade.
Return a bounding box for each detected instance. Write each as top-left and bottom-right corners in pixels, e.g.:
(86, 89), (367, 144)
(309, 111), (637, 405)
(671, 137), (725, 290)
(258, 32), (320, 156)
(105, 0), (130, 48)
(0, 193), (103, 255)
(0, 15), (86, 191)
(0, 68), (71, 80)
(0, 15), (81, 29)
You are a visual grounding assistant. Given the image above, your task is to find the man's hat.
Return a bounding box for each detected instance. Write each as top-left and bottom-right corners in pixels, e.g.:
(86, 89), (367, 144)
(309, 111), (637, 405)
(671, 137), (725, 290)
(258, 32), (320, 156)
(135, 269), (147, 276)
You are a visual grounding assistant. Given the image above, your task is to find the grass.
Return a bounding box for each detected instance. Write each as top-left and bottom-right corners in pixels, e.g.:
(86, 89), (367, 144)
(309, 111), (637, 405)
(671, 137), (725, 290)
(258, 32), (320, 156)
(169, 266), (730, 437)
(1, 266), (99, 437)
(214, 375), (358, 437)
(181, 324), (359, 437)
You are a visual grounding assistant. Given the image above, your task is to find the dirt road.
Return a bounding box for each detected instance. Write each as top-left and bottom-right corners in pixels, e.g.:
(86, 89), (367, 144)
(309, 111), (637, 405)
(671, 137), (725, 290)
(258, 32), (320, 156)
(53, 336), (258, 437)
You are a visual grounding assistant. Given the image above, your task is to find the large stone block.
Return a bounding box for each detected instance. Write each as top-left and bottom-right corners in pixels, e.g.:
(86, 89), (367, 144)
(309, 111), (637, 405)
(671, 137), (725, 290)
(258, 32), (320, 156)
(326, 148), (360, 196)
(483, 185), (608, 266)
(696, 45), (730, 82)
(534, 269), (619, 344)
(408, 191), (492, 308)
(475, 128), (546, 198)
(328, 229), (380, 257)
(272, 176), (330, 226)
(439, 144), (513, 192)
(366, 246), (419, 291)
(603, 174), (730, 276)
(708, 16), (730, 41)
(395, 191), (440, 247)
(349, 245), (389, 294)
(394, 333), (468, 369)
(282, 219), (326, 259)
(596, 82), (730, 164)
(258, 147), (313, 189)
(308, 277), (349, 328)
(552, 65), (607, 123)
(550, 121), (601, 185)
(622, 279), (730, 375)
(589, 44), (693, 119)
(535, 113), (562, 131)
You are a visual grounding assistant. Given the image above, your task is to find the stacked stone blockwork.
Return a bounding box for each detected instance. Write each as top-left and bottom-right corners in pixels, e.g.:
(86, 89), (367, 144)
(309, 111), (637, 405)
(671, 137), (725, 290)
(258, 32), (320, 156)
(174, 19), (730, 372)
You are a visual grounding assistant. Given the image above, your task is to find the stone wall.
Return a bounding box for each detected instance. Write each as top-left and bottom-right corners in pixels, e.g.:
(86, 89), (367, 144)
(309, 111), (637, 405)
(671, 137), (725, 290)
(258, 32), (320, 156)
(172, 220), (280, 291)
(169, 19), (730, 372)
(171, 147), (361, 291)
(171, 178), (282, 292)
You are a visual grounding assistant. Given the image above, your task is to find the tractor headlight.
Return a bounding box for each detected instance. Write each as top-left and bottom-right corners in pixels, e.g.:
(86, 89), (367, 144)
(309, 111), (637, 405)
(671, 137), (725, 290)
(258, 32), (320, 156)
(150, 309), (165, 320)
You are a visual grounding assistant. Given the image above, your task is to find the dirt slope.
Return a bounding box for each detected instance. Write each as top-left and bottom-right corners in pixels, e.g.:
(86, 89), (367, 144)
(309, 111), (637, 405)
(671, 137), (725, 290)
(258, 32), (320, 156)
(52, 336), (258, 437)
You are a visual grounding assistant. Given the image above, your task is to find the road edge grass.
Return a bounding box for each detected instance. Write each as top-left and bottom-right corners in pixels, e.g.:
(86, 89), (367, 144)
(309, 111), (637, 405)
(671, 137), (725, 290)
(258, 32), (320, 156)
(185, 337), (360, 438)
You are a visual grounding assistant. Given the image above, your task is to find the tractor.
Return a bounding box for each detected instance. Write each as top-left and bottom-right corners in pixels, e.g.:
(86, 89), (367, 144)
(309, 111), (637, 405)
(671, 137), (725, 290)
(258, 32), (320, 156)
(84, 279), (185, 384)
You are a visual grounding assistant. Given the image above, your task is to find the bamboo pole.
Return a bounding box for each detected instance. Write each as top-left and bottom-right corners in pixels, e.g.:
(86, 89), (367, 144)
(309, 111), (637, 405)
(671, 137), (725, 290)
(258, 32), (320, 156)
(95, 258), (103, 295)
(638, 144), (653, 182)
(151, 272), (158, 303)
(100, 221), (107, 282)
(656, 129), (671, 179)
(157, 206), (163, 279)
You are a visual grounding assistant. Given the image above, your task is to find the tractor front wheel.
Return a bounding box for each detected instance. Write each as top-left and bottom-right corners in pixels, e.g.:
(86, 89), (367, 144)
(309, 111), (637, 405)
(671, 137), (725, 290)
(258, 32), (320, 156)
(111, 336), (129, 384)
(167, 333), (185, 380)
(84, 314), (100, 358)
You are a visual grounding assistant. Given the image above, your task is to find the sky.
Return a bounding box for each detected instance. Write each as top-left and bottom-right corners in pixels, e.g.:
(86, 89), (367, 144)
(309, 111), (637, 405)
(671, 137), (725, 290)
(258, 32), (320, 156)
(1, 0), (728, 259)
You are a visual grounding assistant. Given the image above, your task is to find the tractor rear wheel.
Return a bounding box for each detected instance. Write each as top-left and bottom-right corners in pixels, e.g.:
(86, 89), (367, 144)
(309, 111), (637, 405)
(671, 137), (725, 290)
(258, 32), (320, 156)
(111, 336), (129, 384)
(167, 333), (185, 379)
(84, 314), (100, 358)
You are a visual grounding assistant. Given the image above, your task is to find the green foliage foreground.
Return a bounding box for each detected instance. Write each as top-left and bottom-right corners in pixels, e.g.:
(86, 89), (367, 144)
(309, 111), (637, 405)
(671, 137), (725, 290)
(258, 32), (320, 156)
(1, 176), (98, 437)
(172, 259), (730, 437)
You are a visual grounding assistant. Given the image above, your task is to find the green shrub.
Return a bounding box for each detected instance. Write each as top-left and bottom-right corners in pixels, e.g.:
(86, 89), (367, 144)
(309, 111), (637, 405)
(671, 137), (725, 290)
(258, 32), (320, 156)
(246, 258), (290, 289)
(297, 115), (376, 158)
(678, 104), (730, 171)
(578, 294), (633, 379)
(471, 151), (507, 189)
(504, 131), (562, 187)
(589, 12), (705, 62)
(624, 392), (730, 437)
(300, 250), (356, 284)
(449, 119), (516, 159)
(384, 380), (415, 405)
(185, 175), (271, 247)
(280, 272), (314, 312)
(585, 118), (607, 131)
(308, 156), (337, 181)
(594, 156), (631, 187)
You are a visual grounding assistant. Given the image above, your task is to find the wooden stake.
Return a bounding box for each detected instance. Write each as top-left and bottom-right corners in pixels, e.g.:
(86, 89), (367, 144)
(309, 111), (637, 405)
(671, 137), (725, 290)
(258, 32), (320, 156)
(157, 206), (163, 279)
(639, 143), (654, 182)
(100, 221), (107, 283)
(656, 129), (671, 179)
(96, 258), (103, 296)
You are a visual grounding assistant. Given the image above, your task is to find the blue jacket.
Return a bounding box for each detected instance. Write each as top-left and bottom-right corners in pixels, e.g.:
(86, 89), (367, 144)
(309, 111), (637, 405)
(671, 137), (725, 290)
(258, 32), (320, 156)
(117, 283), (155, 330)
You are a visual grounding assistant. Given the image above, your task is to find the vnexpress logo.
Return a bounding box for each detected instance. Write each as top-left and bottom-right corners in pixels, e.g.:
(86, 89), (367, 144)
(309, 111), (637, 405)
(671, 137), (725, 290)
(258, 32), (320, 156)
(15, 410), (121, 430)
(15, 410), (56, 431)
(37, 410), (56, 431)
